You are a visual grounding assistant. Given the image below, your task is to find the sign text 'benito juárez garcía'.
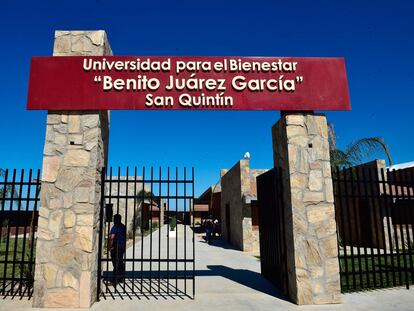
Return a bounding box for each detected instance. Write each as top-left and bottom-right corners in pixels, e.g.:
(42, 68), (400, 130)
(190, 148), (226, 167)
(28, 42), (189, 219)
(84, 58), (304, 108)
(27, 56), (350, 111)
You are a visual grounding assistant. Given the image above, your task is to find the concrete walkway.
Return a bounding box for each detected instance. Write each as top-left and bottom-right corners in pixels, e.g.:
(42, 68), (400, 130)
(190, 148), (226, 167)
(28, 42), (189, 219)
(2, 226), (414, 310)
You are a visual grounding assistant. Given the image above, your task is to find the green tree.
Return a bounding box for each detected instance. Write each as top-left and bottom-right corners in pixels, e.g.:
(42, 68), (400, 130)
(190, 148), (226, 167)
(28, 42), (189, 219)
(170, 216), (177, 231)
(328, 123), (393, 168)
(136, 189), (156, 202)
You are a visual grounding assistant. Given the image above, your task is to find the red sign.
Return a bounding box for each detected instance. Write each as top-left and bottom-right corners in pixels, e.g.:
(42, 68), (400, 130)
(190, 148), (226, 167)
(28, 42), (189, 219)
(27, 56), (350, 111)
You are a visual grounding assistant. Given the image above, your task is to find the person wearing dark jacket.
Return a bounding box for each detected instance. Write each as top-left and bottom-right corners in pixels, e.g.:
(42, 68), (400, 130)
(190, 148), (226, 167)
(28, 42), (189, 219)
(204, 215), (214, 245)
(108, 214), (126, 285)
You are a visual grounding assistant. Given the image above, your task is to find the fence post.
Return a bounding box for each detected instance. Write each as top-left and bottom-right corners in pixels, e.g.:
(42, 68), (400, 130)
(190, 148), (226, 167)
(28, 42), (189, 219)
(32, 31), (111, 308)
(272, 112), (341, 305)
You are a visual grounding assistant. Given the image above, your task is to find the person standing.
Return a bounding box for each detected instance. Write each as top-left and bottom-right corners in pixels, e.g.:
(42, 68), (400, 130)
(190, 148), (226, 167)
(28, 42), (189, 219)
(108, 214), (126, 285)
(204, 215), (214, 245)
(213, 219), (220, 238)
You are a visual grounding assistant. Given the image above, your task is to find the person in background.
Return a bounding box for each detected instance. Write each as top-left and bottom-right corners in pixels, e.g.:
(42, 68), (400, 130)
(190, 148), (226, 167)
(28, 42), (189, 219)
(204, 215), (214, 245)
(213, 219), (220, 238)
(108, 214), (126, 285)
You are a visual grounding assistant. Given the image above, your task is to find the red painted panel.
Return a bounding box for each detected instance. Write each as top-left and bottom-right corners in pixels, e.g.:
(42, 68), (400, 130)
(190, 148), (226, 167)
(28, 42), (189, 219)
(27, 56), (350, 111)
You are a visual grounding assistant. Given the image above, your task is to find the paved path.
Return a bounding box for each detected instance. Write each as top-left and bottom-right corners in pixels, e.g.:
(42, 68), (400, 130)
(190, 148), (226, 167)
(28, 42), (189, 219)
(123, 224), (193, 271)
(2, 226), (414, 310)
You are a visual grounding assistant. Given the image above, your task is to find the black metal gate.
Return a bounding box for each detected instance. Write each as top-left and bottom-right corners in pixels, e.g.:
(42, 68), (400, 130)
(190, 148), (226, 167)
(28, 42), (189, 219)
(333, 165), (414, 292)
(256, 167), (288, 295)
(97, 167), (195, 300)
(0, 169), (40, 298)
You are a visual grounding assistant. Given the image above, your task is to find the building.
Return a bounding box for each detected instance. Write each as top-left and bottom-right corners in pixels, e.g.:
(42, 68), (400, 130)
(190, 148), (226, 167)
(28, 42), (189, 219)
(220, 158), (268, 252)
(192, 203), (209, 225)
(335, 160), (414, 251)
(194, 184), (222, 225)
(141, 200), (164, 230)
(105, 177), (165, 235)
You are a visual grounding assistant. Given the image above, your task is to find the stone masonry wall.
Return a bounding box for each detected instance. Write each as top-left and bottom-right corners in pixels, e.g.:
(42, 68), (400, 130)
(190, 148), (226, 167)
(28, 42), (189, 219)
(33, 31), (111, 308)
(53, 30), (112, 56)
(105, 177), (147, 236)
(272, 113), (341, 305)
(105, 180), (162, 237)
(221, 159), (265, 252)
(221, 161), (243, 250)
(241, 168), (267, 253)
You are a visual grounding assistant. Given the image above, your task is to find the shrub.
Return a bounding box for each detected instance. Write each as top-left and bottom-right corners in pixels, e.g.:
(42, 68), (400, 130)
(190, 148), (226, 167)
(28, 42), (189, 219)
(170, 217), (177, 231)
(127, 230), (135, 240)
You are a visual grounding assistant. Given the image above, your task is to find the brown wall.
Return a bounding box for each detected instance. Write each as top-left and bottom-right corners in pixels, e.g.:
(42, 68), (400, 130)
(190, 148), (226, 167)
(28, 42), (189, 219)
(220, 159), (265, 252)
(334, 160), (390, 249)
(251, 200), (259, 229)
(221, 161), (244, 249)
(211, 192), (221, 221)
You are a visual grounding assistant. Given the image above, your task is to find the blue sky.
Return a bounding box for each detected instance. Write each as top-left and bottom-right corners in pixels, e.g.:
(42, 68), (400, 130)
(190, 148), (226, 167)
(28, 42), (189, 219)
(0, 0), (413, 195)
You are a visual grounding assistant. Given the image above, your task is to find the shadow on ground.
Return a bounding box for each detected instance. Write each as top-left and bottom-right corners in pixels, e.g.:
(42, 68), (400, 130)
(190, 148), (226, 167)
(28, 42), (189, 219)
(198, 236), (239, 251)
(102, 265), (287, 301)
(191, 226), (204, 234)
(201, 265), (286, 299)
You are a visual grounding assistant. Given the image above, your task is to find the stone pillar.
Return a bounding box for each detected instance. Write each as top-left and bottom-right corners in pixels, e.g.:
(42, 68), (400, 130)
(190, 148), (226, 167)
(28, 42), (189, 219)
(33, 31), (111, 308)
(272, 112), (341, 305)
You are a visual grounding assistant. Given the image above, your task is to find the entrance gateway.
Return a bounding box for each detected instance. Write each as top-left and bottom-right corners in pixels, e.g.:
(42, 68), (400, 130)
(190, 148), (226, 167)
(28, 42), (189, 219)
(98, 167), (195, 299)
(24, 30), (350, 308)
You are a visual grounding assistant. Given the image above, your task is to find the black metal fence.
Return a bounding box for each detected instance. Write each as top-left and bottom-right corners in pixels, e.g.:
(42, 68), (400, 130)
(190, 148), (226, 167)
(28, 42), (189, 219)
(256, 167), (288, 295)
(0, 169), (40, 298)
(333, 165), (414, 292)
(98, 167), (195, 300)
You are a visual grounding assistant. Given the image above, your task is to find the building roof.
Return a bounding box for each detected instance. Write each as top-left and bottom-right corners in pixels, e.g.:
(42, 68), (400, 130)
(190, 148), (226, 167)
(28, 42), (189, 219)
(194, 204), (209, 212)
(212, 183), (221, 193)
(197, 184), (221, 202)
(142, 199), (161, 211)
(388, 161), (414, 171)
(142, 198), (159, 205)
